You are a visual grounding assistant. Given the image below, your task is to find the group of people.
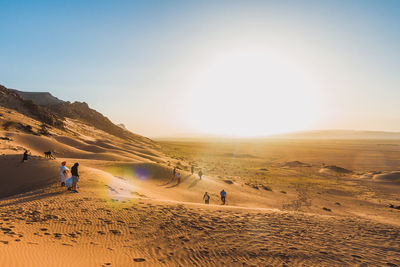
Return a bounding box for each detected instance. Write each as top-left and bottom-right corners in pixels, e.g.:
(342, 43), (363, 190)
(191, 166), (203, 179)
(203, 189), (227, 205)
(172, 166), (226, 205)
(173, 166), (203, 184)
(60, 161), (80, 193)
(20, 150), (80, 193)
(173, 168), (182, 183)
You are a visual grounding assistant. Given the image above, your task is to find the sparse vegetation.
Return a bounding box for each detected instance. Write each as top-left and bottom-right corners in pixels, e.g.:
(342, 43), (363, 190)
(38, 124), (51, 136)
(2, 120), (16, 130)
(261, 185), (272, 191)
(17, 123), (35, 134)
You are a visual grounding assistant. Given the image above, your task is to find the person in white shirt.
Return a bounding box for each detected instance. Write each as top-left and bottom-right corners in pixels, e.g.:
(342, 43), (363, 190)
(60, 161), (70, 186)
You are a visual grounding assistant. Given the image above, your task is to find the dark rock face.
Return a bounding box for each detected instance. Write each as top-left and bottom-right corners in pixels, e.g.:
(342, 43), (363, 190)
(0, 85), (64, 128)
(8, 89), (64, 106)
(48, 101), (150, 142)
(1, 84), (155, 146)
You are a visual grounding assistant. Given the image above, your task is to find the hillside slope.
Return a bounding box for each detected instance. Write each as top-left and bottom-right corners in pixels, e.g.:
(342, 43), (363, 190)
(1, 84), (154, 146)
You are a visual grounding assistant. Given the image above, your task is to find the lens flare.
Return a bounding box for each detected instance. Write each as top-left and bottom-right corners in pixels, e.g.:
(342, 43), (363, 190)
(134, 167), (150, 181)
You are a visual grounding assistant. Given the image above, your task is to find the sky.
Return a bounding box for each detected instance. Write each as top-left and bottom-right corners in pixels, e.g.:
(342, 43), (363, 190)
(1, 0), (400, 138)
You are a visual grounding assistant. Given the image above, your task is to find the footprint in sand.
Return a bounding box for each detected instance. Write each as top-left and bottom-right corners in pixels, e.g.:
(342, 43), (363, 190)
(53, 233), (62, 239)
(109, 229), (121, 235)
(68, 233), (77, 238)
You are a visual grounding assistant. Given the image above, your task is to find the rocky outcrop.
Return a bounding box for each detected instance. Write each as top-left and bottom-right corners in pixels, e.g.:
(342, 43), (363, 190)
(0, 85), (64, 128)
(1, 84), (154, 145)
(9, 89), (64, 106)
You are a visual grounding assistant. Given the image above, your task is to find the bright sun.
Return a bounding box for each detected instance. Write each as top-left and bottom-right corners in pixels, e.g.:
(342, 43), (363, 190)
(184, 48), (321, 137)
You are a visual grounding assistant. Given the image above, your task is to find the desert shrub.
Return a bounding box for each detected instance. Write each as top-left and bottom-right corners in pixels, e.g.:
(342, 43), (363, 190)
(17, 123), (35, 134)
(2, 120), (16, 130)
(261, 185), (272, 191)
(38, 124), (51, 136)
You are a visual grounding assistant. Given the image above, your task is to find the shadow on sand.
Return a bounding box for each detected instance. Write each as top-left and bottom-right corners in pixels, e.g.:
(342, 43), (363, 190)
(166, 174), (192, 188)
(0, 189), (65, 208)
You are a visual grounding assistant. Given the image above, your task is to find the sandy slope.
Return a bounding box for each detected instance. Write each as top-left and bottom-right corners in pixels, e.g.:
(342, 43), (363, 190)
(1, 112), (400, 266)
(0, 165), (399, 266)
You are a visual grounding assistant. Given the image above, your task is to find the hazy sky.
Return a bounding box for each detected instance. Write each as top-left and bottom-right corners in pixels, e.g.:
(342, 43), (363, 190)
(1, 1), (400, 137)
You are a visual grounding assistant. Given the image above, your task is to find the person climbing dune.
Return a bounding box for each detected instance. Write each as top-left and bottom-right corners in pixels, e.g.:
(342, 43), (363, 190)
(21, 150), (30, 163)
(71, 162), (80, 193)
(177, 172), (181, 184)
(220, 189), (227, 205)
(203, 192), (210, 204)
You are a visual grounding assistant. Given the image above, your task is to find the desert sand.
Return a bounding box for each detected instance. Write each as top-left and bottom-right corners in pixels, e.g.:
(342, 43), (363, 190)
(0, 106), (400, 266)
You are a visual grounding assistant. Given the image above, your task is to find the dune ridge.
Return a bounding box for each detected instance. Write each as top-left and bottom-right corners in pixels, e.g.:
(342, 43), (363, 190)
(1, 88), (400, 266)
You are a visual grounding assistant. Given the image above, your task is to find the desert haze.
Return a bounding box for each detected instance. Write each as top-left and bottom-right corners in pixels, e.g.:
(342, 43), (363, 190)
(0, 85), (399, 266)
(1, 1), (400, 266)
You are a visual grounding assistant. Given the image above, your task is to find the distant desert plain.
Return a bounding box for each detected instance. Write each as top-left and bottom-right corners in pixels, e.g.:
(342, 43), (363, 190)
(0, 85), (399, 266)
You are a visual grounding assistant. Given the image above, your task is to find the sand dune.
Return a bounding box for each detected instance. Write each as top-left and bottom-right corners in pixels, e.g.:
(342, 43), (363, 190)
(373, 171), (400, 183)
(0, 166), (399, 266)
(1, 106), (400, 266)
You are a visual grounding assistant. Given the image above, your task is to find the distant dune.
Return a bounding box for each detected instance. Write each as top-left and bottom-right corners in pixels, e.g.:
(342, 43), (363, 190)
(373, 171), (400, 183)
(155, 129), (400, 141)
(271, 130), (400, 140)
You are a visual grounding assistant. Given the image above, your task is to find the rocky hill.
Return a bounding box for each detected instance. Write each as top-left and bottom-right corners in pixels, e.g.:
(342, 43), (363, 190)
(0, 85), (63, 128)
(0, 84), (153, 145)
(9, 89), (65, 106)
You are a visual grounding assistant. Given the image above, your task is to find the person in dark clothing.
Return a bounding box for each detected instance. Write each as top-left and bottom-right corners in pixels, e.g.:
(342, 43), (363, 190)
(203, 192), (210, 204)
(220, 189), (227, 205)
(173, 167), (176, 177)
(191, 166), (194, 175)
(198, 169), (203, 180)
(21, 150), (29, 163)
(71, 162), (79, 193)
(390, 204), (400, 210)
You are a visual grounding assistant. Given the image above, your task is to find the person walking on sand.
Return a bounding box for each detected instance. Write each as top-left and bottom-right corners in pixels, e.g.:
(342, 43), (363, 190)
(203, 192), (210, 204)
(71, 162), (80, 193)
(191, 165), (194, 175)
(177, 173), (181, 184)
(198, 169), (203, 180)
(173, 167), (176, 177)
(21, 150), (29, 163)
(220, 189), (227, 205)
(60, 161), (69, 187)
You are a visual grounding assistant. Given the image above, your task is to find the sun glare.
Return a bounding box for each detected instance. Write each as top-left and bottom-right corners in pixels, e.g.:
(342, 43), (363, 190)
(184, 48), (321, 137)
